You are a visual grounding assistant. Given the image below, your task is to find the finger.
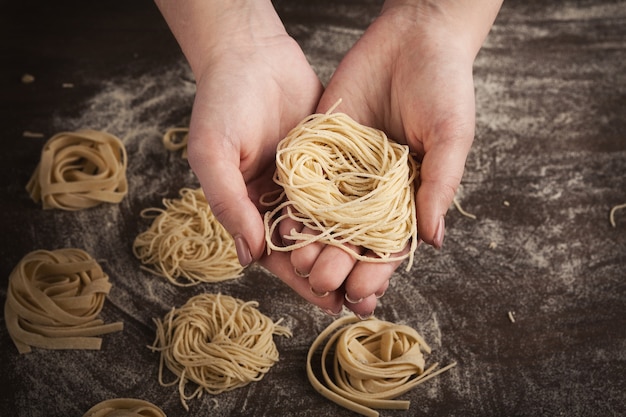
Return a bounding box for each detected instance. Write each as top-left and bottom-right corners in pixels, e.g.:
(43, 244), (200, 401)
(307, 243), (363, 296)
(289, 226), (324, 278)
(375, 279), (390, 299)
(416, 131), (473, 249)
(187, 135), (266, 266)
(343, 248), (405, 304)
(278, 210), (304, 246)
(343, 294), (378, 320)
(258, 251), (343, 314)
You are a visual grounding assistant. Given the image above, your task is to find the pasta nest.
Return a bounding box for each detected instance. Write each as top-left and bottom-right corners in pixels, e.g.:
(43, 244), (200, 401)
(133, 188), (244, 286)
(263, 108), (419, 269)
(4, 248), (123, 354)
(82, 398), (166, 417)
(149, 293), (291, 410)
(307, 316), (456, 417)
(27, 129), (128, 210)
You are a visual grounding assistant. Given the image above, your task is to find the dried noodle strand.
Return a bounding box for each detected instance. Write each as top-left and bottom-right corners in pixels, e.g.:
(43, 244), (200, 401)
(133, 188), (243, 286)
(452, 197), (477, 220)
(26, 129), (128, 210)
(306, 315), (456, 417)
(262, 102), (419, 270)
(609, 202), (626, 227)
(148, 293), (291, 411)
(82, 398), (166, 417)
(163, 127), (189, 159)
(4, 248), (124, 354)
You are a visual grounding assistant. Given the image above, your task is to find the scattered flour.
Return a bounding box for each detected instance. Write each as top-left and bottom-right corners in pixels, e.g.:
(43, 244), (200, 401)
(54, 60), (196, 141)
(51, 60), (198, 205)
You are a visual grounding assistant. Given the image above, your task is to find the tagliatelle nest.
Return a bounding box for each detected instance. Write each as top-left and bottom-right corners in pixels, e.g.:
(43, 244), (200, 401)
(5, 248), (123, 354)
(26, 129), (128, 210)
(82, 398), (166, 417)
(306, 315), (456, 417)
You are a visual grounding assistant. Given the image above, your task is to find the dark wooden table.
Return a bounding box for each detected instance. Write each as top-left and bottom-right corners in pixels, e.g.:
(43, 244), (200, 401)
(1, 1), (624, 416)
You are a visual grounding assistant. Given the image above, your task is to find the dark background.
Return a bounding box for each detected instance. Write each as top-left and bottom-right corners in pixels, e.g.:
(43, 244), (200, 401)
(1, 1), (625, 416)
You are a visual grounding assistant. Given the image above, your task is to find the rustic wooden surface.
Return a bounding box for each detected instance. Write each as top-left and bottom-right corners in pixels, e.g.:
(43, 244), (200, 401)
(1, 1), (625, 416)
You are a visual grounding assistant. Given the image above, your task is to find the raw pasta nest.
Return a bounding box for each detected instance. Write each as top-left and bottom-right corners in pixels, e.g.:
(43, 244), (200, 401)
(263, 104), (419, 270)
(307, 315), (456, 417)
(4, 248), (124, 354)
(82, 398), (166, 417)
(26, 129), (128, 210)
(149, 293), (292, 411)
(132, 188), (243, 286)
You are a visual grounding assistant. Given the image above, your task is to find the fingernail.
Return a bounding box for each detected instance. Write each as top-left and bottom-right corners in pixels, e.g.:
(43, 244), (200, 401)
(375, 290), (385, 299)
(310, 287), (329, 298)
(433, 216), (445, 249)
(322, 307), (342, 317)
(281, 229), (294, 247)
(344, 293), (363, 304)
(234, 234), (253, 266)
(356, 311), (374, 321)
(294, 268), (310, 278)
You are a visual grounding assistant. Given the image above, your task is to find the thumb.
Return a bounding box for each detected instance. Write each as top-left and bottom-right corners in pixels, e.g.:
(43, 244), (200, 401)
(188, 147), (266, 267)
(415, 135), (472, 249)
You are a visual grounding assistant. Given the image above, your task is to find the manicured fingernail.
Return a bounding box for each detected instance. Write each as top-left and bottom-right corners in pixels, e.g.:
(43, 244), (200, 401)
(282, 228), (296, 247)
(433, 216), (445, 249)
(375, 290), (385, 299)
(356, 311), (374, 321)
(234, 234), (252, 266)
(294, 268), (310, 278)
(344, 293), (363, 304)
(322, 307), (342, 317)
(310, 287), (329, 298)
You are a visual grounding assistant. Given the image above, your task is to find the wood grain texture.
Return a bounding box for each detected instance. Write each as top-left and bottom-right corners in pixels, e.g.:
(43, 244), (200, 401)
(1, 1), (624, 416)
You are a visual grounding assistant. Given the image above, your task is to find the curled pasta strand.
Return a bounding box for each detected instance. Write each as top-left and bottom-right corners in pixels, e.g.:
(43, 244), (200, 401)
(609, 202), (626, 227)
(162, 127), (189, 159)
(262, 102), (419, 270)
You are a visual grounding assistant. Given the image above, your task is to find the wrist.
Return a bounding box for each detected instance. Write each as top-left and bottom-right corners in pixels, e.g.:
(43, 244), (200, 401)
(155, 0), (285, 77)
(380, 0), (502, 61)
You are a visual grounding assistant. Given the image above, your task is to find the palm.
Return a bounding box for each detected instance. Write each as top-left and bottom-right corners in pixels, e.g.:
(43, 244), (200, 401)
(319, 9), (477, 244)
(188, 35), (323, 209)
(278, 9), (480, 317)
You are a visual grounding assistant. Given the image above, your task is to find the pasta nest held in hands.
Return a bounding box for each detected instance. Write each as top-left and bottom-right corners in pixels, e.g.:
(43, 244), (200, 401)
(263, 105), (420, 270)
(307, 316), (456, 417)
(4, 248), (124, 354)
(149, 293), (292, 411)
(132, 188), (244, 286)
(26, 129), (128, 210)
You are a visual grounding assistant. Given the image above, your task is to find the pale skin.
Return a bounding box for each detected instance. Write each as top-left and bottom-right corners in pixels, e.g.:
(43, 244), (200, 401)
(155, 0), (503, 318)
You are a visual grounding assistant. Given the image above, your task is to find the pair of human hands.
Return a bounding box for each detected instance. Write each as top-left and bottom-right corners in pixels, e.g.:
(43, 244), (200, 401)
(157, 0), (501, 318)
